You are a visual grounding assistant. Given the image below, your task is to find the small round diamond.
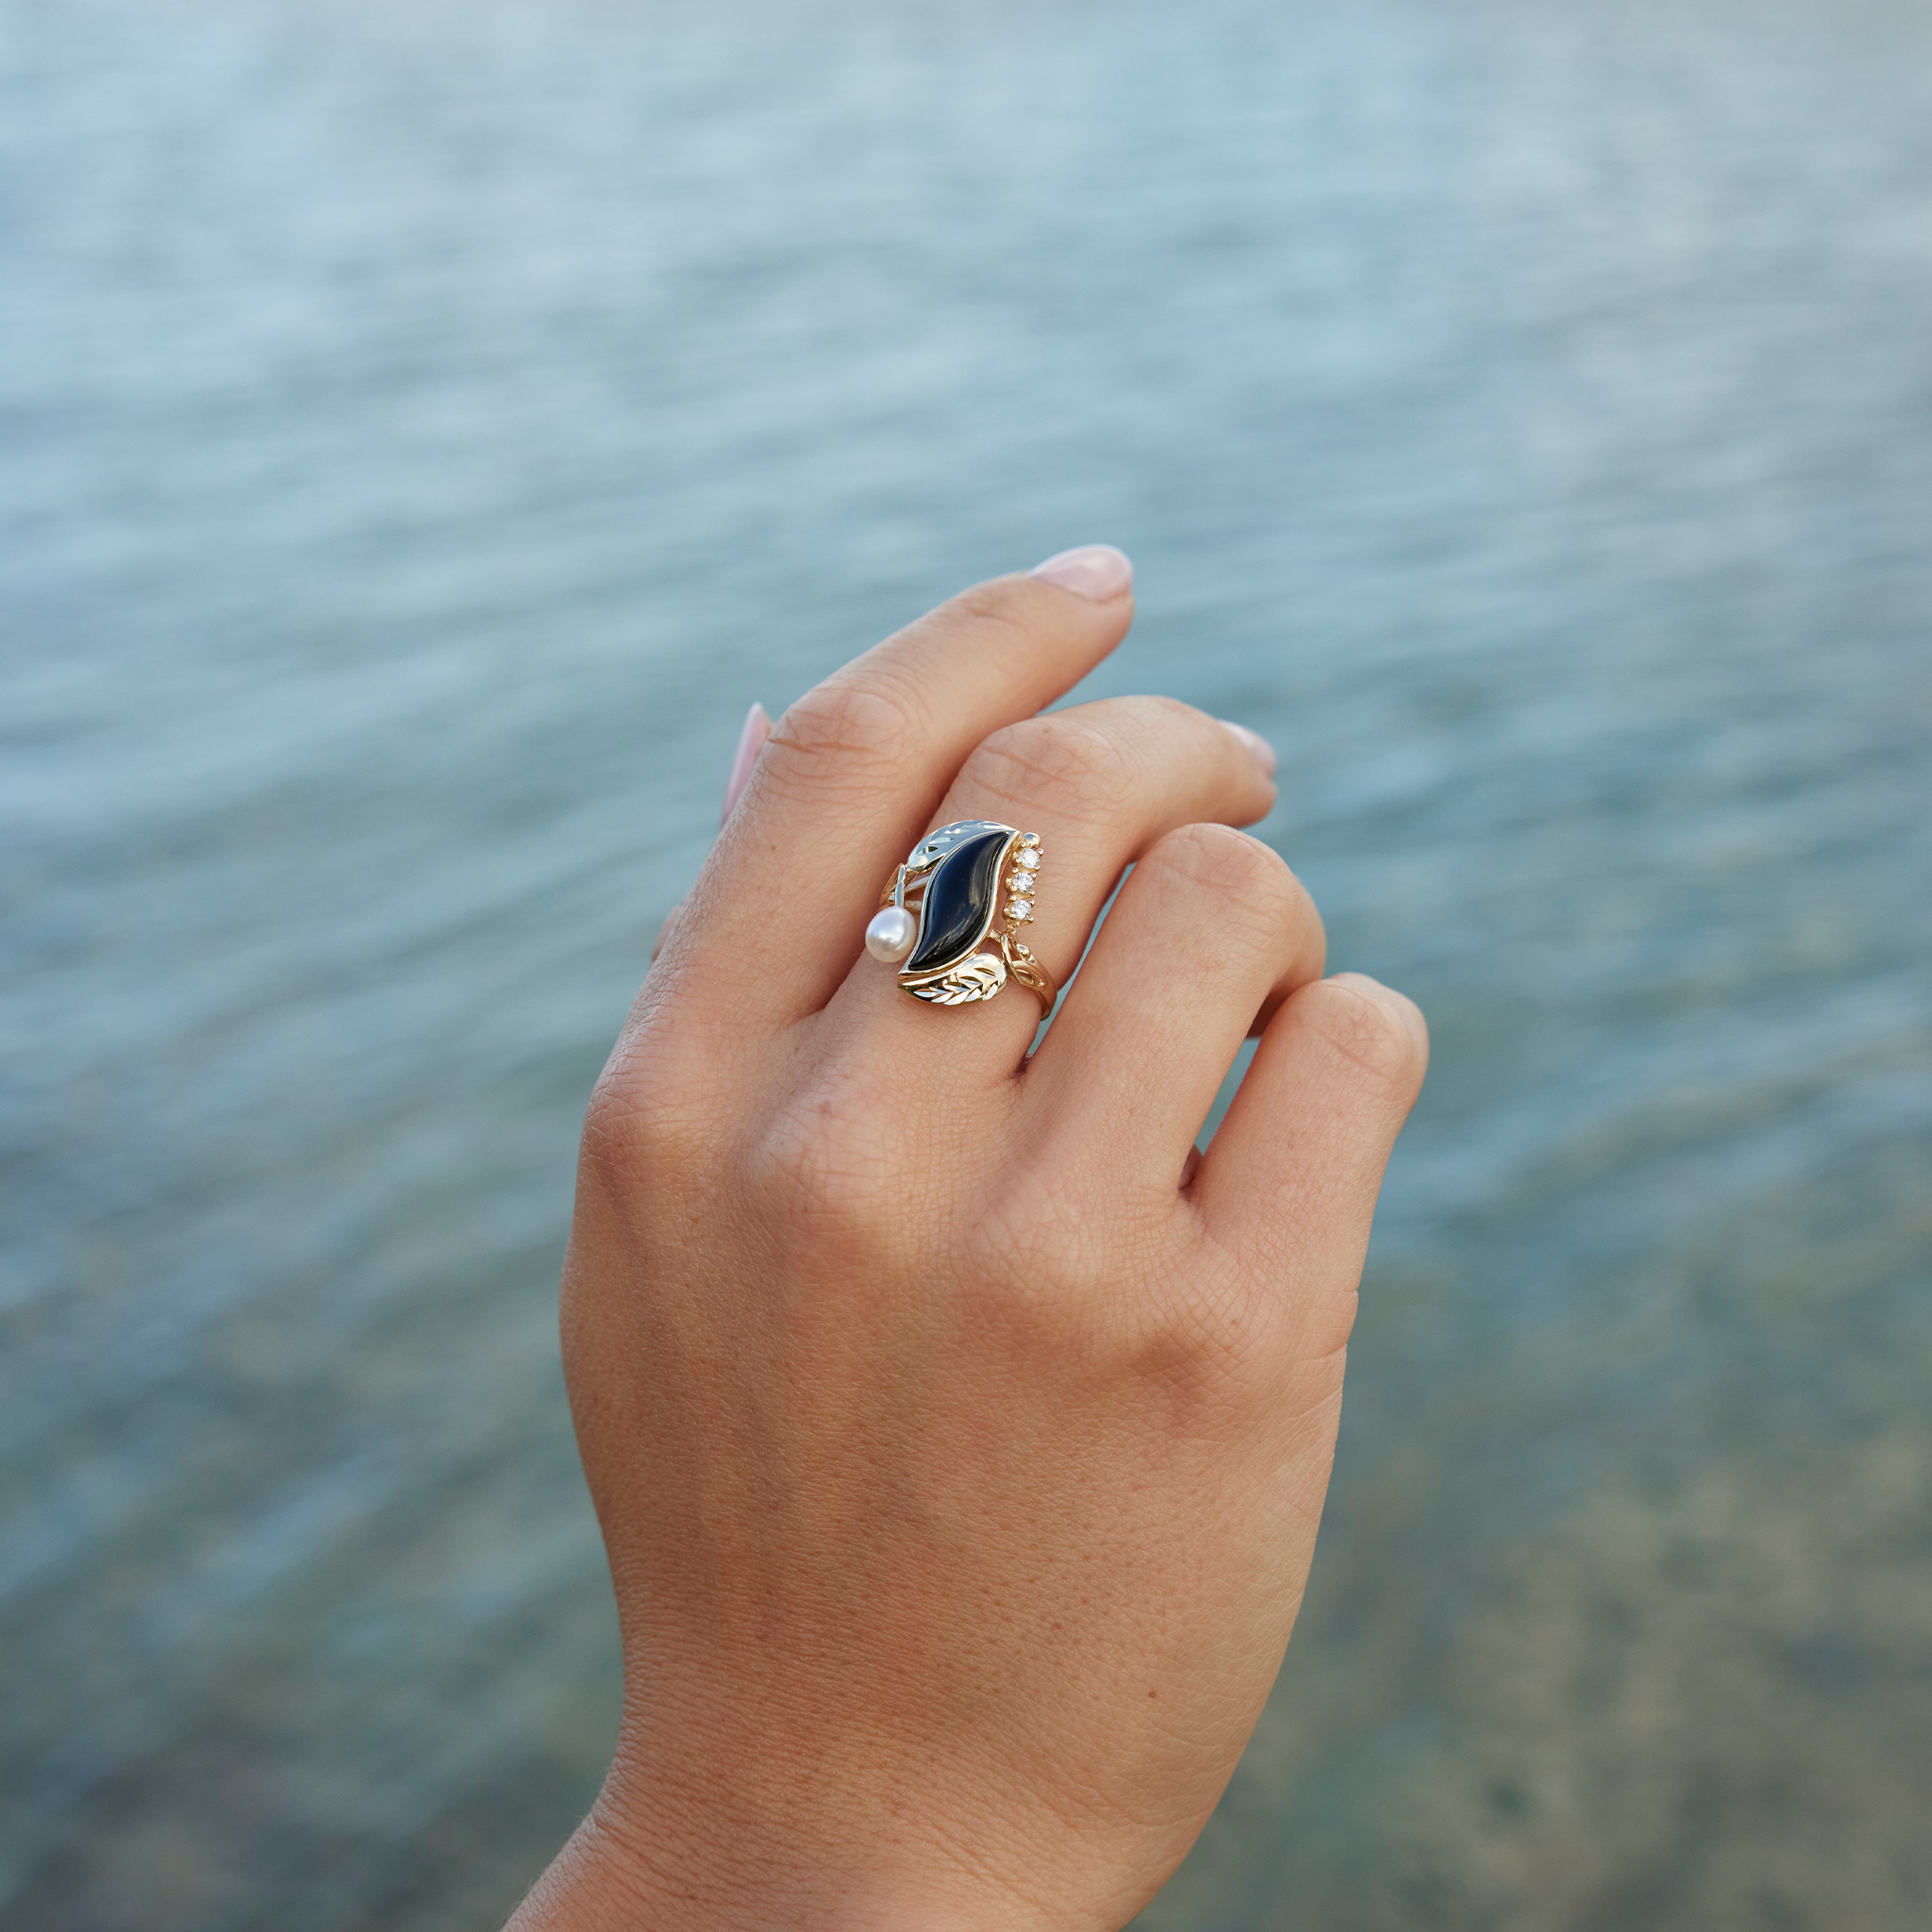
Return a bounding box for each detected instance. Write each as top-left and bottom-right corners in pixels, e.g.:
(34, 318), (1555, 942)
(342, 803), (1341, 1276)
(1008, 897), (1032, 922)
(1011, 870), (1036, 893)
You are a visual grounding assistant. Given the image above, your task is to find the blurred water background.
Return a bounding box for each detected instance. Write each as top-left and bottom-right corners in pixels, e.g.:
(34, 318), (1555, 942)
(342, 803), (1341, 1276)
(4, 0), (1931, 1925)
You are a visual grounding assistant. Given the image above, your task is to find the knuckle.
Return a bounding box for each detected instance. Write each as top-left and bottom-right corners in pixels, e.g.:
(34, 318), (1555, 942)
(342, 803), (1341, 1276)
(1107, 691), (1202, 740)
(1287, 1285), (1361, 1371)
(1115, 1248), (1292, 1418)
(1142, 824), (1315, 951)
(958, 1172), (1173, 1353)
(1146, 821), (1290, 897)
(1063, 693), (1210, 777)
(763, 682), (917, 803)
(938, 577), (1050, 651)
(740, 1064), (902, 1249)
(1120, 1238), (1360, 1427)
(961, 713), (1129, 824)
(1301, 975), (1427, 1093)
(580, 1018), (724, 1204)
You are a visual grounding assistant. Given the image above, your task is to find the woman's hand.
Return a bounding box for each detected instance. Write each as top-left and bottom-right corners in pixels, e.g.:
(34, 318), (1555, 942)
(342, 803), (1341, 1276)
(511, 549), (1427, 1931)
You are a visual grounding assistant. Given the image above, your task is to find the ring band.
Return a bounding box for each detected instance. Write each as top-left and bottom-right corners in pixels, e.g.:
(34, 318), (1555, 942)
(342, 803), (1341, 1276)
(863, 820), (1056, 1012)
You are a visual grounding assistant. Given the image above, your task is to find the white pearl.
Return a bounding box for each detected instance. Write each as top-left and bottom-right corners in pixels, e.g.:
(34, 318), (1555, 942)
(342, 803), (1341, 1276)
(865, 906), (917, 962)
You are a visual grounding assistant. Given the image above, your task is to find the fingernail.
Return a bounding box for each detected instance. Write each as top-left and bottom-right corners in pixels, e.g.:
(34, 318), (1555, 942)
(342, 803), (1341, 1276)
(1219, 720), (1277, 777)
(721, 701), (771, 825)
(1028, 544), (1134, 601)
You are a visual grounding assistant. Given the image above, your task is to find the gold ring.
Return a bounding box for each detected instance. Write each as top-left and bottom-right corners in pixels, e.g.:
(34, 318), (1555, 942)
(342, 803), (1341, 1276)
(863, 820), (1056, 1012)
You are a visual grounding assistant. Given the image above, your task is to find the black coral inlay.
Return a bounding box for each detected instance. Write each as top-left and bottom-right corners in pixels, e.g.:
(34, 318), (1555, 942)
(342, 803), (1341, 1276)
(907, 828), (1009, 974)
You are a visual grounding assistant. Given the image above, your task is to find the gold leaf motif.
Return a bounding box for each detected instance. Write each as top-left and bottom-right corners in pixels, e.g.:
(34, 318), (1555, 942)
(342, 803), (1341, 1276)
(907, 950), (1007, 1005)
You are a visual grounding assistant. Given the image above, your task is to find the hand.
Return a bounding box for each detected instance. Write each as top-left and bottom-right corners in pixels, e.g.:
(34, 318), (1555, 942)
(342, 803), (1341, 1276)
(511, 548), (1427, 1931)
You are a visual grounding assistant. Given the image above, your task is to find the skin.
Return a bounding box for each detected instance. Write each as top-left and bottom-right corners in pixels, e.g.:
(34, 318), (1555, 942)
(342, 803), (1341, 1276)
(509, 556), (1427, 1931)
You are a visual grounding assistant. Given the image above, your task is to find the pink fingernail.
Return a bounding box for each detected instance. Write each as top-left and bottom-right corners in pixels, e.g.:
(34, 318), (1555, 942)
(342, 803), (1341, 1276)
(721, 701), (772, 825)
(1220, 720), (1277, 777)
(1028, 544), (1134, 602)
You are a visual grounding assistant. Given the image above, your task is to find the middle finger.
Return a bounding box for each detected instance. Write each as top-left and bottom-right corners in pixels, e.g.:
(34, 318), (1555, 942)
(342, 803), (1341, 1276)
(824, 696), (1277, 1068)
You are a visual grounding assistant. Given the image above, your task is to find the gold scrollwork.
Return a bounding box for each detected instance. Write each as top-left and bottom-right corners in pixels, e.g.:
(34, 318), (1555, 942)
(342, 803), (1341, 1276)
(997, 930), (1055, 1009)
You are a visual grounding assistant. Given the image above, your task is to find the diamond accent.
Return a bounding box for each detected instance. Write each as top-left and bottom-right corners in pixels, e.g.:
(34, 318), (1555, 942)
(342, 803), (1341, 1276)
(1011, 870), (1036, 892)
(1008, 897), (1032, 922)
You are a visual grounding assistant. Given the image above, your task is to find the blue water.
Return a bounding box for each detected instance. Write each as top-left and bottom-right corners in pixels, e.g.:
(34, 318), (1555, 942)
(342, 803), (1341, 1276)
(4, 1), (1930, 1925)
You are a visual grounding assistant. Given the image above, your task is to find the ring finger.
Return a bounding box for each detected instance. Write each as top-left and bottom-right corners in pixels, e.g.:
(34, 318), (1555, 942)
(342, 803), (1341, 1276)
(826, 695), (1278, 1066)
